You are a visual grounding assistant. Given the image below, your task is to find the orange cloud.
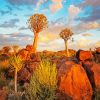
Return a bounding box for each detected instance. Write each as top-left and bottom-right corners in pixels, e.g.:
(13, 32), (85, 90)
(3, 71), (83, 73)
(76, 37), (92, 48)
(82, 33), (93, 37)
(82, 22), (100, 29)
(95, 41), (100, 47)
(50, 0), (63, 13)
(68, 5), (81, 16)
(38, 32), (59, 42)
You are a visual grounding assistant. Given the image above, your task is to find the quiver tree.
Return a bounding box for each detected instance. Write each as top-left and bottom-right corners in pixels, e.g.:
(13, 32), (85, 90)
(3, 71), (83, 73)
(28, 14), (48, 53)
(60, 28), (73, 57)
(9, 55), (23, 92)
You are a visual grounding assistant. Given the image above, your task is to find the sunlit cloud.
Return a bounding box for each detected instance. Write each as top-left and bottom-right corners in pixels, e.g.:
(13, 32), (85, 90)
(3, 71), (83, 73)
(68, 5), (81, 23)
(95, 41), (100, 48)
(76, 37), (92, 48)
(82, 33), (93, 37)
(50, 0), (63, 13)
(38, 32), (59, 42)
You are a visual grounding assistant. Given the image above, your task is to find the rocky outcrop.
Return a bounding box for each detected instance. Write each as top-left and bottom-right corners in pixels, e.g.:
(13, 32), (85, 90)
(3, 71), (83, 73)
(17, 49), (29, 60)
(91, 64), (100, 90)
(82, 61), (100, 90)
(94, 48), (100, 63)
(96, 47), (100, 54)
(0, 89), (7, 100)
(18, 55), (41, 82)
(59, 63), (93, 100)
(76, 50), (93, 61)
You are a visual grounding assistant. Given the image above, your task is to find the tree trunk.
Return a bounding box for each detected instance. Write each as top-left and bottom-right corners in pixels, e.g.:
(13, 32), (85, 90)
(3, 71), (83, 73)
(64, 40), (69, 57)
(14, 69), (17, 92)
(33, 33), (38, 53)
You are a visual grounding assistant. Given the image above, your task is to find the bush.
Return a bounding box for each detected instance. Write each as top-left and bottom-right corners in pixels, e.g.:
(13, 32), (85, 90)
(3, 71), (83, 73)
(26, 60), (57, 100)
(0, 60), (9, 72)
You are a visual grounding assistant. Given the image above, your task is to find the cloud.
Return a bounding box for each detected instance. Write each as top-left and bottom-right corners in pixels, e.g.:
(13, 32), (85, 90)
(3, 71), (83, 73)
(6, 5), (13, 11)
(19, 26), (29, 30)
(76, 8), (100, 22)
(38, 39), (64, 51)
(38, 32), (59, 42)
(0, 19), (19, 28)
(50, 0), (63, 13)
(95, 41), (100, 47)
(6, 0), (38, 5)
(78, 0), (100, 7)
(76, 0), (100, 22)
(76, 37), (92, 48)
(81, 22), (100, 30)
(82, 33), (93, 37)
(0, 10), (11, 15)
(72, 21), (100, 34)
(0, 33), (32, 47)
(68, 5), (81, 16)
(67, 5), (81, 26)
(35, 0), (45, 11)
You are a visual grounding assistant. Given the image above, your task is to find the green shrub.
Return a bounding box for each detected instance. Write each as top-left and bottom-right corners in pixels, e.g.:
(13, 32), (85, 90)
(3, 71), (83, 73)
(26, 60), (57, 100)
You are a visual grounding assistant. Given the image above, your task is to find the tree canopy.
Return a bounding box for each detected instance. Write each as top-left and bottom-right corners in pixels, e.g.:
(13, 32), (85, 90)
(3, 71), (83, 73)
(28, 13), (48, 33)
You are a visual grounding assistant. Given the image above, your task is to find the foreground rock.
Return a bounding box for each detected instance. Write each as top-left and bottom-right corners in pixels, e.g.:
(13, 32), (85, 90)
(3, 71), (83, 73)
(0, 89), (7, 100)
(18, 55), (41, 82)
(91, 64), (100, 90)
(96, 47), (100, 54)
(59, 62), (93, 100)
(82, 61), (100, 90)
(94, 47), (100, 63)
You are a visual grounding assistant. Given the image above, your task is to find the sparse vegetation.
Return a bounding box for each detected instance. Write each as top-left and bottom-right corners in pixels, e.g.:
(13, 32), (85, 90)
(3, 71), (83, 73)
(0, 13), (99, 100)
(26, 60), (57, 100)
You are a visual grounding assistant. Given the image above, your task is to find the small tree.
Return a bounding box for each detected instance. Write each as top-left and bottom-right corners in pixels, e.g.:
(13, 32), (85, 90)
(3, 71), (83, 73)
(2, 46), (11, 54)
(28, 13), (48, 53)
(12, 45), (19, 54)
(59, 28), (73, 57)
(9, 55), (23, 92)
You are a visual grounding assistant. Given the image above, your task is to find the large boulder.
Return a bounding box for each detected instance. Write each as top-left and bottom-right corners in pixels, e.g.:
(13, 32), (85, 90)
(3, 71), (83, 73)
(18, 60), (40, 82)
(18, 67), (31, 82)
(76, 50), (93, 61)
(91, 64), (100, 90)
(94, 53), (100, 63)
(17, 49), (29, 60)
(82, 60), (93, 77)
(26, 45), (33, 52)
(96, 47), (100, 54)
(0, 89), (7, 100)
(59, 63), (93, 100)
(82, 61), (100, 90)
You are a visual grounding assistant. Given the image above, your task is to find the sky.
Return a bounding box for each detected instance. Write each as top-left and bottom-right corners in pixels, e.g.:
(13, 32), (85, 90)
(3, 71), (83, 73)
(0, 0), (100, 51)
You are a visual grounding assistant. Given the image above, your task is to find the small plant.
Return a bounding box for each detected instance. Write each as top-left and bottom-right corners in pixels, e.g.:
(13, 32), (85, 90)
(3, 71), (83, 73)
(26, 60), (57, 100)
(9, 55), (23, 92)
